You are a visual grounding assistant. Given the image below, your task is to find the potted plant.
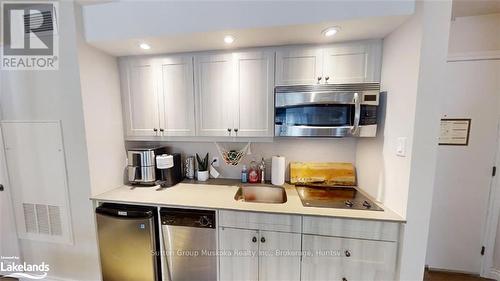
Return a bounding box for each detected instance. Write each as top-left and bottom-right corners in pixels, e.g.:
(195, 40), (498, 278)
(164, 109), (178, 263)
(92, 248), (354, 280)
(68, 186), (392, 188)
(196, 153), (209, 181)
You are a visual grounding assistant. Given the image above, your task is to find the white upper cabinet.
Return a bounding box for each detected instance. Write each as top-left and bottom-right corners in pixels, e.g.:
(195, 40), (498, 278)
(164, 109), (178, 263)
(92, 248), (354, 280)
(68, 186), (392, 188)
(323, 44), (369, 83)
(119, 41), (382, 139)
(120, 58), (160, 137)
(195, 50), (275, 137)
(157, 56), (195, 136)
(323, 41), (382, 83)
(194, 54), (235, 137)
(234, 51), (275, 137)
(120, 55), (195, 138)
(275, 40), (382, 86)
(275, 47), (323, 85)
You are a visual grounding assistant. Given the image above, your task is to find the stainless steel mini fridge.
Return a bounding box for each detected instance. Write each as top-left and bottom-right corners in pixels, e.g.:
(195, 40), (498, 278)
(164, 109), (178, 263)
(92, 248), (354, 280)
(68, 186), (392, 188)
(96, 203), (161, 281)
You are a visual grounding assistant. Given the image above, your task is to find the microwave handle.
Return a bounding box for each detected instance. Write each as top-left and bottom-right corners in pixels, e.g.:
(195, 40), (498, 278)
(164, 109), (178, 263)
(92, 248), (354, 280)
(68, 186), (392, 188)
(351, 92), (361, 136)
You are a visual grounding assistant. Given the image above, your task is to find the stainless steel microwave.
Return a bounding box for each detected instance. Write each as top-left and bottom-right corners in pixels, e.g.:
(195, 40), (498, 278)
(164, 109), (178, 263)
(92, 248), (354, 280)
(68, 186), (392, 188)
(274, 83), (380, 137)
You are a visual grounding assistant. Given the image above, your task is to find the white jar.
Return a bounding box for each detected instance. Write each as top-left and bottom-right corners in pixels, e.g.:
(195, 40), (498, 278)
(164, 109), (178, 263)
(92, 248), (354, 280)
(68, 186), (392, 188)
(197, 170), (209, 181)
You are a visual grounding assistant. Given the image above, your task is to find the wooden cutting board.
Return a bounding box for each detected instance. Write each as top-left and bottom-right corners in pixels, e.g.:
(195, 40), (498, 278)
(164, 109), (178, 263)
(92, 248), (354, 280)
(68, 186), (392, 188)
(290, 162), (356, 186)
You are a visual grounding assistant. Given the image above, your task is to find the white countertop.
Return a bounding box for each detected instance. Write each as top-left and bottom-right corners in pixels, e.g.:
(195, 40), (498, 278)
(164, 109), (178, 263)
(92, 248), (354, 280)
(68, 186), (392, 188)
(91, 180), (405, 223)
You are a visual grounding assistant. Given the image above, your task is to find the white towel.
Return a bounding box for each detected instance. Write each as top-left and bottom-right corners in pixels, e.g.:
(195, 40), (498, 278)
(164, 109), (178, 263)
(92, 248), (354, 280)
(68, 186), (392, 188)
(156, 154), (174, 169)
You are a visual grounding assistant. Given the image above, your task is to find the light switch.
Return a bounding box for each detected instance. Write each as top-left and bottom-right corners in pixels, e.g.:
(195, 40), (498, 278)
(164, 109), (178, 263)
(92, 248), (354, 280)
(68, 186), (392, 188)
(396, 137), (407, 157)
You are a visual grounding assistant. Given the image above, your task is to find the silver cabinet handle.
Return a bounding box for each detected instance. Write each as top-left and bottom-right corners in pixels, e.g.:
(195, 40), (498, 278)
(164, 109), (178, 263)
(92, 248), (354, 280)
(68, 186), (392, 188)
(261, 237), (265, 243)
(252, 236), (257, 243)
(317, 76), (322, 84)
(350, 92), (361, 136)
(345, 250), (351, 257)
(0, 184), (4, 191)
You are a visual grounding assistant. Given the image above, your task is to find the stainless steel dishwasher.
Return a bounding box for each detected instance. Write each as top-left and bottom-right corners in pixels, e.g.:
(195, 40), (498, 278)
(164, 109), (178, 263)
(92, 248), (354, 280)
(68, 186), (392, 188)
(160, 208), (216, 281)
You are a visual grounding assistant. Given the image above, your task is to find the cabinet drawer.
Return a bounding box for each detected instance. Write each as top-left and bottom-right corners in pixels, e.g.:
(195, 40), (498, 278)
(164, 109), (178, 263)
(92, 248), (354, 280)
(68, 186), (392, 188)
(303, 216), (399, 242)
(301, 234), (397, 281)
(219, 210), (301, 233)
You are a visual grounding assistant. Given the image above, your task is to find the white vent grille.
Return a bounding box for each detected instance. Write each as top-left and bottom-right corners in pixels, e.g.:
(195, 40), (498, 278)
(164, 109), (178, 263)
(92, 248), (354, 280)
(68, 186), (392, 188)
(48, 205), (62, 236)
(23, 203), (63, 236)
(22, 5), (58, 37)
(24, 11), (53, 33)
(36, 204), (50, 234)
(23, 203), (37, 233)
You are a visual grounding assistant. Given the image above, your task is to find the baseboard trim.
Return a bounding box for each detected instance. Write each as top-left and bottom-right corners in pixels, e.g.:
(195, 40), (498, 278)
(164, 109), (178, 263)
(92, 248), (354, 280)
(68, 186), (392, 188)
(485, 268), (500, 280)
(426, 266), (479, 276)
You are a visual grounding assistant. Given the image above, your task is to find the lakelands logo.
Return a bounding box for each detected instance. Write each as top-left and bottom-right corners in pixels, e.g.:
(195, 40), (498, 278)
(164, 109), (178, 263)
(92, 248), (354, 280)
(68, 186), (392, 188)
(1, 1), (59, 70)
(1, 256), (50, 279)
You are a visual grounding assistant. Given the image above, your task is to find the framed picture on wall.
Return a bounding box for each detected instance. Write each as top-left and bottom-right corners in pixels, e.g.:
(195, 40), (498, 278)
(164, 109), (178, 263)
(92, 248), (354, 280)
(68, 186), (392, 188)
(439, 118), (471, 146)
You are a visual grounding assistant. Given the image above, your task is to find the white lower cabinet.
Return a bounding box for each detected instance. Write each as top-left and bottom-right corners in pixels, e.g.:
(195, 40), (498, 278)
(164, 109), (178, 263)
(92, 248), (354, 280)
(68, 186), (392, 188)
(259, 230), (301, 281)
(301, 234), (397, 281)
(219, 227), (259, 281)
(219, 227), (301, 281)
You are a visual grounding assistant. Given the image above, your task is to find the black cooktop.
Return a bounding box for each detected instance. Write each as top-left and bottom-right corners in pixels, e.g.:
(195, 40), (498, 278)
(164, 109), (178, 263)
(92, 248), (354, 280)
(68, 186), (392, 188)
(295, 184), (383, 211)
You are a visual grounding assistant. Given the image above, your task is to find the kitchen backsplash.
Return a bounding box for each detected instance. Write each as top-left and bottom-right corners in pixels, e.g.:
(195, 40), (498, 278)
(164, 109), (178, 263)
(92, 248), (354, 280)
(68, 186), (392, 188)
(126, 139), (357, 181)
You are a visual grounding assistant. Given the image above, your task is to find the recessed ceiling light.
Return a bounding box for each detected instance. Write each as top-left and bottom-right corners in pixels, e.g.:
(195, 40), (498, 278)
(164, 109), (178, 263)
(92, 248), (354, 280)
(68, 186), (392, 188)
(224, 35), (235, 44)
(322, 27), (340, 37)
(139, 43), (151, 50)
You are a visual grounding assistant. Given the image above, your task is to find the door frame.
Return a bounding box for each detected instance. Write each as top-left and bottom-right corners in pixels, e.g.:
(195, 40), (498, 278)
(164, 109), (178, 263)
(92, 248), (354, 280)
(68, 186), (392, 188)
(481, 117), (500, 279)
(0, 125), (22, 261)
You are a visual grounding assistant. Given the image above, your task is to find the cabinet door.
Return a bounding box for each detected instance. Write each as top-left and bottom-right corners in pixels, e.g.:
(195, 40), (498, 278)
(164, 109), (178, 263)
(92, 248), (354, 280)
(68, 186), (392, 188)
(323, 41), (382, 83)
(275, 47), (323, 86)
(301, 234), (397, 281)
(259, 231), (301, 281)
(219, 227), (259, 281)
(234, 51), (275, 137)
(157, 56), (196, 136)
(120, 58), (160, 137)
(194, 54), (235, 137)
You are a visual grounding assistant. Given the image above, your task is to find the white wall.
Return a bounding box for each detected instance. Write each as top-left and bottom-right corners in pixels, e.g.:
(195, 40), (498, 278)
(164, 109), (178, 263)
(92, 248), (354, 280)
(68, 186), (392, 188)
(0, 1), (101, 280)
(356, 9), (422, 216)
(448, 13), (500, 55)
(75, 4), (127, 196)
(399, 1), (452, 279)
(128, 138), (357, 181)
(82, 1), (415, 43)
(357, 1), (452, 279)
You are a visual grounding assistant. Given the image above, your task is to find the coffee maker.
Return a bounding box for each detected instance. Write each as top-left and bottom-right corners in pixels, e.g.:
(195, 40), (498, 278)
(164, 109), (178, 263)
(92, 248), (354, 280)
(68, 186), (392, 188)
(127, 147), (183, 187)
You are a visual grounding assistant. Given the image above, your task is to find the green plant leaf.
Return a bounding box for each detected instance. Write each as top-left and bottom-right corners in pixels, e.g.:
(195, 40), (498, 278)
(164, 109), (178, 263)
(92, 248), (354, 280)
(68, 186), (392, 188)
(196, 152), (209, 171)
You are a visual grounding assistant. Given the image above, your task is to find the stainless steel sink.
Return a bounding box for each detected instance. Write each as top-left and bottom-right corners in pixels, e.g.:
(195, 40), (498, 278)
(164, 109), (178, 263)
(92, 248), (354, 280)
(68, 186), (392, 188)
(234, 184), (287, 204)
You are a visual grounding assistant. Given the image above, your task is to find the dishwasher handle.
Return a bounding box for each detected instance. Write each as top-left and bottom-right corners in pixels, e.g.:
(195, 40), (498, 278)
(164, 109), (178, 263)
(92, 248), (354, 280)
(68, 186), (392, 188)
(96, 204), (154, 219)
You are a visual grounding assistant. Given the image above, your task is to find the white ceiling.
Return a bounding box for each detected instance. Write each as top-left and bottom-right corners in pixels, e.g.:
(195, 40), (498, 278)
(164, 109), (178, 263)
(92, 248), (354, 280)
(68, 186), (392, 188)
(452, 0), (500, 18)
(89, 15), (410, 57)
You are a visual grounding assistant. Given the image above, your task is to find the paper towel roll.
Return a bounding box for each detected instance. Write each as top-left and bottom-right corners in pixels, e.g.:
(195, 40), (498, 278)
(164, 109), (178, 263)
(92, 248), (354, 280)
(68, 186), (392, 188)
(271, 156), (286, 186)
